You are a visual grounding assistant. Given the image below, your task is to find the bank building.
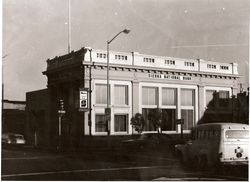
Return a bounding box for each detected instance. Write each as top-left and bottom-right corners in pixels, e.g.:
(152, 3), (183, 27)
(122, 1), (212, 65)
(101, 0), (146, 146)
(26, 47), (239, 146)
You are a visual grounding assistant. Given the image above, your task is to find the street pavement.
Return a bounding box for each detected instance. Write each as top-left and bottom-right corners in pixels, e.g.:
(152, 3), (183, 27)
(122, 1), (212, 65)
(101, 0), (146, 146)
(1, 146), (248, 181)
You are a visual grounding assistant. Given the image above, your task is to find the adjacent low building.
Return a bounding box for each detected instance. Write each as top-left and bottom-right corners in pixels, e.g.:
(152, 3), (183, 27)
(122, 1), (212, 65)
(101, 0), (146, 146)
(2, 100), (26, 135)
(26, 47), (240, 146)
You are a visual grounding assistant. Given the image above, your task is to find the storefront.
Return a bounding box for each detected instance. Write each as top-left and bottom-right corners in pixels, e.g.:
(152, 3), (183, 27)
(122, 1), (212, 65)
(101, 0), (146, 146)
(42, 47), (239, 136)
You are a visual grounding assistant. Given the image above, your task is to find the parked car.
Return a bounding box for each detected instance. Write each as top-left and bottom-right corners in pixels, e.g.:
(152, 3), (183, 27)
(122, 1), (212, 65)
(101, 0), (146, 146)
(2, 133), (26, 145)
(175, 123), (249, 169)
(122, 132), (180, 150)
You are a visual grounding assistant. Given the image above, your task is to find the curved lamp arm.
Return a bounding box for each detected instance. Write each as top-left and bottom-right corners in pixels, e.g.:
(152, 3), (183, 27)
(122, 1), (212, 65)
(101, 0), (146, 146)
(108, 29), (130, 44)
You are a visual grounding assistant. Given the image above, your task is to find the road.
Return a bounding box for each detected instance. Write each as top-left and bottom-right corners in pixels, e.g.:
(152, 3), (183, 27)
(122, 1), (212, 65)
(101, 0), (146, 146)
(1, 146), (248, 181)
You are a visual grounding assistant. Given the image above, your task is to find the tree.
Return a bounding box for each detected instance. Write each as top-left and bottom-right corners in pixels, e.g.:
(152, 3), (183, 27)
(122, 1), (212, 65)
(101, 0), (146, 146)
(130, 113), (145, 134)
(148, 108), (163, 133)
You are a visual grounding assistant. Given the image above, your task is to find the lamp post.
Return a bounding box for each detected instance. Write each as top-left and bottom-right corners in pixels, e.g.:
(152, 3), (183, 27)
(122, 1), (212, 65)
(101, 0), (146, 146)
(106, 29), (130, 135)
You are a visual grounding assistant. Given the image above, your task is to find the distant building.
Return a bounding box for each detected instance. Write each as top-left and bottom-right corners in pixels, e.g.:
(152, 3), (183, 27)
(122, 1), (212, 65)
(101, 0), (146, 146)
(2, 100), (26, 135)
(26, 89), (50, 146)
(26, 47), (241, 147)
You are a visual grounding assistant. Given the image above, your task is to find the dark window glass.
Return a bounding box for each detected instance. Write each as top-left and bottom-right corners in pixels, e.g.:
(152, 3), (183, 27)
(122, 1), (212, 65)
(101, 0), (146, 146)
(114, 115), (128, 132)
(181, 109), (194, 130)
(95, 115), (106, 132)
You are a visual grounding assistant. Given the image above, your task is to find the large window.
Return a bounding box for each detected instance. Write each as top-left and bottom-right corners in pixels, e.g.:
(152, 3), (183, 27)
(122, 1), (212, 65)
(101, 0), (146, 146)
(142, 87), (158, 105)
(95, 115), (106, 132)
(142, 108), (156, 131)
(181, 89), (194, 106)
(162, 88), (176, 106)
(219, 91), (229, 107)
(114, 115), (128, 132)
(181, 89), (195, 130)
(96, 84), (109, 104)
(114, 85), (128, 105)
(181, 110), (193, 130)
(162, 109), (176, 131)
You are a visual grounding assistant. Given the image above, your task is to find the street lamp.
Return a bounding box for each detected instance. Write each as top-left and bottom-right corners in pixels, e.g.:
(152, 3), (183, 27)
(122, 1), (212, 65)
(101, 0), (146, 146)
(106, 29), (130, 135)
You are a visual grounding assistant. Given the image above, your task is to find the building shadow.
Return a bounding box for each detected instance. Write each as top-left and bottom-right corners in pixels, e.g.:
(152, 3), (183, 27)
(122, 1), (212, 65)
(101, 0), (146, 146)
(198, 90), (249, 125)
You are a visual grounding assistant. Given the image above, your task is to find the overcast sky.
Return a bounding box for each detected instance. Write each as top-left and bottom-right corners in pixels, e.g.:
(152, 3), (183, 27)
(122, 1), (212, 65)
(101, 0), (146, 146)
(2, 0), (250, 101)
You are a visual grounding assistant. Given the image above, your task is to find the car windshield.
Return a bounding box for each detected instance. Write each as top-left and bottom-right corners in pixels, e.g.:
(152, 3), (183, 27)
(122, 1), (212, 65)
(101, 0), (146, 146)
(225, 130), (249, 139)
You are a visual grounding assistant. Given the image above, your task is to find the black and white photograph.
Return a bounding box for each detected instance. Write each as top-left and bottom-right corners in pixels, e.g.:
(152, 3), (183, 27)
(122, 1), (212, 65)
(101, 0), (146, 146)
(1, 0), (249, 181)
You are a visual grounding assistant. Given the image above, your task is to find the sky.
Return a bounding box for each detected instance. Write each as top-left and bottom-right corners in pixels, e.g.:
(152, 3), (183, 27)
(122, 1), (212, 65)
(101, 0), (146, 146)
(2, 0), (250, 101)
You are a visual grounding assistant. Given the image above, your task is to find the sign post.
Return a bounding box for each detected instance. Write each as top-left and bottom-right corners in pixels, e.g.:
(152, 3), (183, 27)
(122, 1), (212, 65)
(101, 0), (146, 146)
(79, 88), (88, 111)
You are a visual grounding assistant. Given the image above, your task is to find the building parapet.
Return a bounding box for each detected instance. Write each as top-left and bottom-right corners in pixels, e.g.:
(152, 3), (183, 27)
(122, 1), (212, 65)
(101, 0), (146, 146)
(46, 47), (238, 75)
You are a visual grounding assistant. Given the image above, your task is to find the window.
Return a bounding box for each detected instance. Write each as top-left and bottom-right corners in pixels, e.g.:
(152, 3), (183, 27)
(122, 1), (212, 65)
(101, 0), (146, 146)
(97, 53), (106, 59)
(184, 61), (195, 67)
(142, 87), (158, 105)
(114, 115), (128, 132)
(165, 59), (175, 65)
(219, 91), (229, 99)
(161, 109), (176, 131)
(181, 110), (193, 130)
(114, 85), (128, 105)
(162, 88), (176, 106)
(220, 65), (229, 70)
(207, 64), (217, 69)
(115, 55), (127, 60)
(142, 108), (156, 131)
(181, 89), (195, 130)
(225, 130), (249, 139)
(96, 84), (109, 104)
(181, 89), (194, 106)
(95, 115), (106, 132)
(143, 57), (155, 63)
(219, 91), (229, 107)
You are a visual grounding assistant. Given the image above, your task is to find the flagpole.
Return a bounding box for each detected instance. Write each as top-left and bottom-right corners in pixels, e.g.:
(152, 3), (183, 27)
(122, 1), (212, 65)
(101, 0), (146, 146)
(68, 0), (71, 53)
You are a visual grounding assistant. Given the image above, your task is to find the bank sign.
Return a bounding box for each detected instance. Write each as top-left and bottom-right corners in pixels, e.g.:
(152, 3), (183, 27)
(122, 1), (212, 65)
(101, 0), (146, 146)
(148, 73), (192, 81)
(79, 88), (88, 111)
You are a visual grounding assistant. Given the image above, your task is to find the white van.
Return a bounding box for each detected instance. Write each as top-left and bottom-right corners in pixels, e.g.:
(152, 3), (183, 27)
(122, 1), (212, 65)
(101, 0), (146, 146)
(175, 123), (248, 168)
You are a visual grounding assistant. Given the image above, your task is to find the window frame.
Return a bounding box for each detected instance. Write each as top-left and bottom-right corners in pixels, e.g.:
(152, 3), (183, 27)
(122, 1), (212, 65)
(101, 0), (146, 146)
(114, 114), (129, 133)
(114, 84), (128, 106)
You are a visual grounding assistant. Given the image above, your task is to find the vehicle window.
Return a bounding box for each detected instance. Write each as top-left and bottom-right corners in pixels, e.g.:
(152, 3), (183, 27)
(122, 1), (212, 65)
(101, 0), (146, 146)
(225, 130), (249, 139)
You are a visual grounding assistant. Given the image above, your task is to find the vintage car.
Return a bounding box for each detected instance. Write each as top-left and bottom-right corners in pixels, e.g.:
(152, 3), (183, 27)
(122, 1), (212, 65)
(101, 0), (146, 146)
(175, 123), (248, 169)
(2, 133), (26, 145)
